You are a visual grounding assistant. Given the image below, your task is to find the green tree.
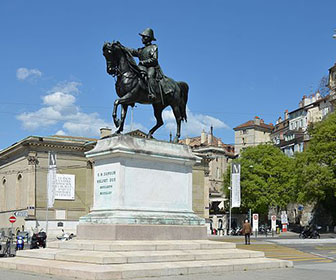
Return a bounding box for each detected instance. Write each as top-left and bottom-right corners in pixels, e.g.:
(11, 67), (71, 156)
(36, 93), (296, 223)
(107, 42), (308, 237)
(223, 144), (296, 215)
(294, 112), (336, 222)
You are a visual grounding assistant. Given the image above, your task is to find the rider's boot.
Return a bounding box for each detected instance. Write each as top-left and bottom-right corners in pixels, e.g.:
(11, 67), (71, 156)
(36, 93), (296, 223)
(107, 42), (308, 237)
(148, 78), (156, 100)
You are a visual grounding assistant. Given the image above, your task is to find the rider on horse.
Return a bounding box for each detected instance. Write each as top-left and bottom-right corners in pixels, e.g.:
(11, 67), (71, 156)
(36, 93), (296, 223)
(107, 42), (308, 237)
(126, 28), (161, 101)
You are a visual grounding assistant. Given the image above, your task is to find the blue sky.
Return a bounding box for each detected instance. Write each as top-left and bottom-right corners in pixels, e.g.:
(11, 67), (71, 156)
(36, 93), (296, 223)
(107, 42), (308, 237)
(1, 0), (335, 150)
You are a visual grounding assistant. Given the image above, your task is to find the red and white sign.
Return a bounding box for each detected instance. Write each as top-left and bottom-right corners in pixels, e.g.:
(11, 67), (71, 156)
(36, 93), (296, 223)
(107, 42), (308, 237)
(252, 213), (259, 232)
(282, 224), (287, 232)
(271, 215), (276, 231)
(9, 216), (16, 223)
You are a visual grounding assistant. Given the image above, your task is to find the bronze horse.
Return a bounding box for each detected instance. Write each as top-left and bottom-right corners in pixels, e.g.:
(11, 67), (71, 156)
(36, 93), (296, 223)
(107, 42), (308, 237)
(102, 41), (189, 142)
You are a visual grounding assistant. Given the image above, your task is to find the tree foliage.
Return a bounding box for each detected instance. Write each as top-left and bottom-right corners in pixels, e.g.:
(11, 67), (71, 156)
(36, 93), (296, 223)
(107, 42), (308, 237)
(293, 112), (336, 222)
(223, 144), (296, 215)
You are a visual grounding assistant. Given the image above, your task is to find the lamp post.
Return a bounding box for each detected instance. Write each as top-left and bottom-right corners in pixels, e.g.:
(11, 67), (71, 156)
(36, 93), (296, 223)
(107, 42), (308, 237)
(228, 185), (232, 235)
(333, 29), (336, 39)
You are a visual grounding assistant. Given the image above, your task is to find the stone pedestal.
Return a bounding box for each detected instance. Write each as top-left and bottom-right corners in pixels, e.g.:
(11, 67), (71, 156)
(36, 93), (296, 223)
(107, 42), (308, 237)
(78, 135), (206, 240)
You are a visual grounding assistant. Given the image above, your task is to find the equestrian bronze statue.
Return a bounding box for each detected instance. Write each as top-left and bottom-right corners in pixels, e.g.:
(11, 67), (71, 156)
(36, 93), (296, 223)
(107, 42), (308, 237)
(103, 28), (189, 142)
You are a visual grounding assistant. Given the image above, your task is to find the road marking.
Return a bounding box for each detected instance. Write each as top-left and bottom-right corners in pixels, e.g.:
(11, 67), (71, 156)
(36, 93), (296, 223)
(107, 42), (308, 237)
(237, 243), (331, 263)
(310, 252), (336, 261)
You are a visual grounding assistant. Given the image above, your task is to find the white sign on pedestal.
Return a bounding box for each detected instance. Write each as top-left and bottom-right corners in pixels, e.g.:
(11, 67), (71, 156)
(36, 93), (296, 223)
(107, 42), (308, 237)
(93, 163), (119, 209)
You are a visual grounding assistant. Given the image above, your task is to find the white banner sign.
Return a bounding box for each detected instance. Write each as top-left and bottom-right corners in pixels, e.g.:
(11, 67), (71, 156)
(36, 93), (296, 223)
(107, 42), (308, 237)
(281, 211), (288, 224)
(271, 215), (277, 231)
(231, 163), (241, 208)
(47, 152), (57, 208)
(55, 174), (75, 200)
(252, 213), (259, 232)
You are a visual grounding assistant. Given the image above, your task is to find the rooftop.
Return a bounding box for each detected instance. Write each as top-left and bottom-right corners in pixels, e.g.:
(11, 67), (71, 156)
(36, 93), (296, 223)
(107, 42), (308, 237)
(233, 116), (274, 131)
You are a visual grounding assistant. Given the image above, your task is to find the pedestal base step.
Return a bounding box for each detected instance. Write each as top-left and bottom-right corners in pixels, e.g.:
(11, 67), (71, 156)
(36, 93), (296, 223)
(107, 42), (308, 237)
(0, 256), (292, 280)
(47, 239), (236, 251)
(0, 240), (293, 280)
(16, 248), (265, 265)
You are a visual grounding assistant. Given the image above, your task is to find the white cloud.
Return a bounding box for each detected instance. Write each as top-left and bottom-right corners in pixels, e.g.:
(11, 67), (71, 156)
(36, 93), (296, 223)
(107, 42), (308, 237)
(49, 81), (81, 95)
(162, 107), (229, 137)
(17, 81), (111, 137)
(16, 67), (42, 81)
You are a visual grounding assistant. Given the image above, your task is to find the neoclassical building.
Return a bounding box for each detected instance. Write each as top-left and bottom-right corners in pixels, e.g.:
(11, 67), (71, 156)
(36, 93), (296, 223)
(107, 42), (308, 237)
(0, 135), (96, 236)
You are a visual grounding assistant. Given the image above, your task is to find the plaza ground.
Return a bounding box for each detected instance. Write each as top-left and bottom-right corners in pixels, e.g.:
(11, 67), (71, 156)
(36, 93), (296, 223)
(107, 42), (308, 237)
(1, 232), (336, 280)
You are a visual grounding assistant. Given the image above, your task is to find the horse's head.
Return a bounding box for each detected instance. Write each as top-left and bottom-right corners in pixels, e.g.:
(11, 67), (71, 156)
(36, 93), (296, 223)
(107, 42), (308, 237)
(102, 41), (122, 76)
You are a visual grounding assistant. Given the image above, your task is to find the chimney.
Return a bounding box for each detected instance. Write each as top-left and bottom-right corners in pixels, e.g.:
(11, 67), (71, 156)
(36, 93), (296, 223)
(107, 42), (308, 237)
(100, 127), (112, 138)
(284, 110), (288, 120)
(217, 138), (222, 147)
(208, 126), (213, 145)
(201, 130), (207, 144)
(254, 116), (261, 125)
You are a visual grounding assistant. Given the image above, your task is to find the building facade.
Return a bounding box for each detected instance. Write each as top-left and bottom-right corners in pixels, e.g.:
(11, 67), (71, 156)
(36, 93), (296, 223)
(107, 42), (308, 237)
(0, 135), (96, 236)
(180, 128), (235, 222)
(328, 63), (336, 110)
(233, 116), (274, 155)
(273, 93), (332, 157)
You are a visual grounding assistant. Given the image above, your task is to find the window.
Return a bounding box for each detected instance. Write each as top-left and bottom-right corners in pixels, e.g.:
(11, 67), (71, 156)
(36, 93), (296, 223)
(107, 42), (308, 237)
(17, 173), (23, 209)
(1, 178), (6, 211)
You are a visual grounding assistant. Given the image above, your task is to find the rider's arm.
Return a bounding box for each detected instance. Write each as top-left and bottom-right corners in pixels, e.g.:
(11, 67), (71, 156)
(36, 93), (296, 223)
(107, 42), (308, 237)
(140, 45), (158, 67)
(125, 47), (139, 57)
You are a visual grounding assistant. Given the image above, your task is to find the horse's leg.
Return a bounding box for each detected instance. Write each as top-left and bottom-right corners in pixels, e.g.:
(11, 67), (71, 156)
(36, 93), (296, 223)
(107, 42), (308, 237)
(113, 90), (138, 132)
(148, 104), (165, 138)
(172, 105), (182, 143)
(116, 104), (128, 134)
(112, 99), (121, 128)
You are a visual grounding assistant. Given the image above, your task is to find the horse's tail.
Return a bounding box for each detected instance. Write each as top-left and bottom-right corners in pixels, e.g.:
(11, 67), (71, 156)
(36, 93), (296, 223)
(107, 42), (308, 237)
(178, 81), (189, 122)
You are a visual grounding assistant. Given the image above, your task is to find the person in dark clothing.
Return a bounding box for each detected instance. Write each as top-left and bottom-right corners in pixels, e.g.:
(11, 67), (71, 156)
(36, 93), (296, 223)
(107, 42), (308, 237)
(242, 219), (252, 245)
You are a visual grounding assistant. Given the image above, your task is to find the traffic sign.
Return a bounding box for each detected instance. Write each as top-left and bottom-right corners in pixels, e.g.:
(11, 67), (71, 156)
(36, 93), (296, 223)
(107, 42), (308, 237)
(9, 216), (16, 223)
(14, 210), (28, 217)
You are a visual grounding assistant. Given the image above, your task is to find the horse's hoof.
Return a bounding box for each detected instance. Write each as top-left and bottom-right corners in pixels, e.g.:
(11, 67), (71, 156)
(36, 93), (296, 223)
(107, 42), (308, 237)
(114, 120), (120, 128)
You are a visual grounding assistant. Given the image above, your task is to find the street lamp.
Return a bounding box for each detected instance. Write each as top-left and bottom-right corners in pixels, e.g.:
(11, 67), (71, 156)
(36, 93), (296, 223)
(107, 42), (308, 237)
(333, 29), (336, 39)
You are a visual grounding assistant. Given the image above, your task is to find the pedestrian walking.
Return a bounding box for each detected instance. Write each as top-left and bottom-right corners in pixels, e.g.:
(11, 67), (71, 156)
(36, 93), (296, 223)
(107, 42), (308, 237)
(242, 219), (252, 245)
